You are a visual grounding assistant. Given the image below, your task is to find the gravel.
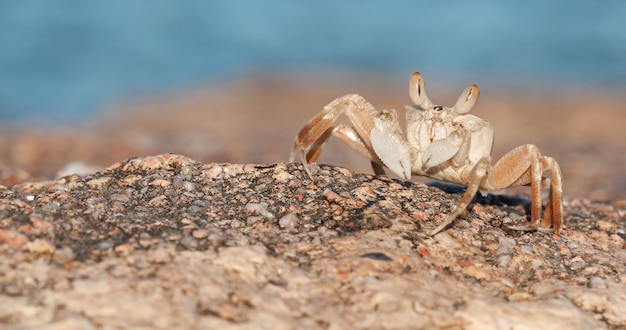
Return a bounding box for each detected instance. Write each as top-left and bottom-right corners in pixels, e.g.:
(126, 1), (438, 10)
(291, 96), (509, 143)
(0, 153), (625, 329)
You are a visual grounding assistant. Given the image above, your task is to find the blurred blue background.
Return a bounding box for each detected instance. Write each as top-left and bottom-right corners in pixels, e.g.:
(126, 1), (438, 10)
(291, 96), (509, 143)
(1, 0), (625, 123)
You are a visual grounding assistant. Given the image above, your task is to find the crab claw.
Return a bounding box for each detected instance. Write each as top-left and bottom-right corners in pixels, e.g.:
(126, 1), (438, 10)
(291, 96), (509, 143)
(370, 110), (412, 180)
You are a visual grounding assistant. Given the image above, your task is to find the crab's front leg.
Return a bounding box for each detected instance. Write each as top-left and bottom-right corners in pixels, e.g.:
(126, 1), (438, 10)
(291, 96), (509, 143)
(429, 156), (491, 236)
(484, 145), (563, 234)
(412, 127), (490, 236)
(289, 94), (385, 179)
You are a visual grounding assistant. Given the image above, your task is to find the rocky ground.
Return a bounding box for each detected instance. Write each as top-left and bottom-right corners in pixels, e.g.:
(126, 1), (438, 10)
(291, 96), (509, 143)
(0, 75), (625, 329)
(0, 154), (625, 329)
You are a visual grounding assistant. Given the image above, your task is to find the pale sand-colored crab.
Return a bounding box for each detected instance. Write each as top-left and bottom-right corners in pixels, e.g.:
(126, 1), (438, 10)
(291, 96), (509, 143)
(289, 72), (563, 236)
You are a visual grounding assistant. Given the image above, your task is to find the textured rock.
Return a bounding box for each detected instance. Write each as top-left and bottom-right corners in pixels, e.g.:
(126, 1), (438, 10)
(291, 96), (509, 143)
(0, 154), (624, 329)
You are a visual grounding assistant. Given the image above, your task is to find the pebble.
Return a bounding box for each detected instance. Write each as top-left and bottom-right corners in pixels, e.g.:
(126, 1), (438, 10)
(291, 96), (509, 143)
(3, 283), (22, 296)
(87, 176), (113, 189)
(0, 229), (28, 249)
(496, 236), (517, 255)
(114, 243), (134, 254)
(192, 229), (210, 239)
(148, 247), (172, 264)
(588, 276), (607, 289)
(41, 201), (61, 213)
(507, 292), (531, 301)
(434, 231), (460, 249)
(151, 179), (171, 187)
(180, 235), (198, 249)
(279, 214), (299, 229)
(96, 241), (114, 250)
(205, 166), (223, 179)
(323, 189), (343, 202)
(52, 278), (72, 291)
(208, 232), (225, 247)
(244, 202), (275, 219)
(26, 238), (56, 255)
(110, 193), (131, 203)
(182, 181), (196, 192)
(148, 195), (168, 207)
(273, 170), (293, 183)
(246, 216), (264, 226)
(52, 246), (76, 265)
(497, 254), (512, 268)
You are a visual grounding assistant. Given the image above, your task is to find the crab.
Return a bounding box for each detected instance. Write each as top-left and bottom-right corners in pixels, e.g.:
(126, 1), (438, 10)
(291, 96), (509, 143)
(289, 72), (563, 236)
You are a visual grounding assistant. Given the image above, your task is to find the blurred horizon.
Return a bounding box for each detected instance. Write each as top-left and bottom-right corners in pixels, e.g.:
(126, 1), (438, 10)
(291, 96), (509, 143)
(1, 1), (625, 123)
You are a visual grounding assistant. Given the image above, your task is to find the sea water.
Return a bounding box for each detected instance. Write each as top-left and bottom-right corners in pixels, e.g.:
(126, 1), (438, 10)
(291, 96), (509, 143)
(0, 0), (624, 122)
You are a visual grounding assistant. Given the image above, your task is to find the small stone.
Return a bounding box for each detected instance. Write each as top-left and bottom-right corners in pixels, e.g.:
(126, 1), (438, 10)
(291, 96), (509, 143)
(434, 231), (460, 249)
(52, 246), (76, 265)
(588, 276), (607, 289)
(464, 265), (489, 280)
(0, 229), (28, 249)
(497, 254), (512, 268)
(246, 216), (264, 225)
(114, 243), (134, 254)
(149, 248), (172, 264)
(273, 170), (293, 183)
(110, 193), (131, 203)
(3, 283), (22, 296)
(52, 278), (71, 291)
(192, 229), (210, 239)
(148, 195), (168, 207)
(96, 241), (114, 250)
(496, 236), (517, 256)
(26, 238), (56, 255)
(208, 232), (225, 247)
(180, 236), (198, 249)
(182, 181), (196, 192)
(138, 239), (153, 248)
(87, 176), (113, 189)
(151, 179), (171, 187)
(205, 166), (223, 179)
(279, 214), (300, 229)
(323, 189), (343, 202)
(30, 216), (55, 232)
(597, 220), (617, 233)
(507, 292), (531, 301)
(244, 202), (275, 219)
(360, 252), (393, 261)
(41, 201), (61, 213)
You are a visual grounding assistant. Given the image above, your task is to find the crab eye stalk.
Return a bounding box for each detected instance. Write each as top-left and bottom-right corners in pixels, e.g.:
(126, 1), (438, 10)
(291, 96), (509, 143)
(453, 84), (480, 114)
(409, 72), (433, 109)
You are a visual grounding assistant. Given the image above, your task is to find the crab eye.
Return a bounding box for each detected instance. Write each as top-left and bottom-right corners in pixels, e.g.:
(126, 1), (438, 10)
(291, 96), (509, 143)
(433, 105), (443, 112)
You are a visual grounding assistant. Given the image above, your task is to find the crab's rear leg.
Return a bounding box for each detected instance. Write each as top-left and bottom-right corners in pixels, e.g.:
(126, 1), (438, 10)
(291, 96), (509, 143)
(289, 94), (384, 178)
(484, 144), (563, 234)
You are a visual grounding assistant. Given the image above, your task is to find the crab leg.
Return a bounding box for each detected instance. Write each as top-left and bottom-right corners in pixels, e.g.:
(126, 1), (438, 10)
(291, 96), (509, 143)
(332, 125), (386, 175)
(430, 156), (491, 235)
(332, 125), (382, 163)
(289, 94), (382, 178)
(540, 156), (563, 232)
(484, 145), (563, 234)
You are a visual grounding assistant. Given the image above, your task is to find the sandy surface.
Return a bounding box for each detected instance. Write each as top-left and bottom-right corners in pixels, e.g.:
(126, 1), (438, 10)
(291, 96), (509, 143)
(0, 74), (625, 329)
